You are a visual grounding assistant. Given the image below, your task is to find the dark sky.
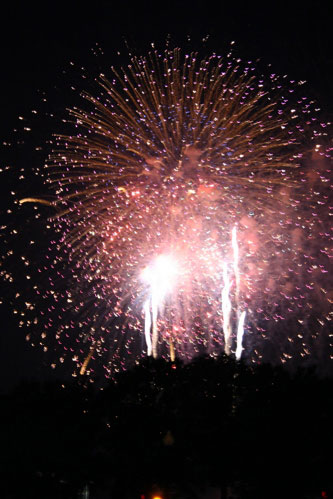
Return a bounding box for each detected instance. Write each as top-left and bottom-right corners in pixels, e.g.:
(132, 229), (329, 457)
(1, 1), (333, 125)
(1, 0), (332, 390)
(1, 0), (332, 143)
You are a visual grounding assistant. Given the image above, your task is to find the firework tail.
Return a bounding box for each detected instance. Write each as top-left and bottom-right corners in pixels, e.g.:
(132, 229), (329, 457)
(222, 261), (232, 355)
(235, 311), (246, 360)
(144, 299), (152, 356)
(80, 344), (96, 375)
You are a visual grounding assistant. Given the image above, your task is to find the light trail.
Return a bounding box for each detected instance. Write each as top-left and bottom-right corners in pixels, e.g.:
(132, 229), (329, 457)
(222, 261), (233, 356)
(236, 311), (247, 361)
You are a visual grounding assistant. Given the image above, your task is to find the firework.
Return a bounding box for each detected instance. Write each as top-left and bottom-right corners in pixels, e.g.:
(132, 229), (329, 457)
(9, 47), (332, 376)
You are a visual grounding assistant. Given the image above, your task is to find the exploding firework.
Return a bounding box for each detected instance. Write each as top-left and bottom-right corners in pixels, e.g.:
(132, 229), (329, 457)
(7, 47), (332, 377)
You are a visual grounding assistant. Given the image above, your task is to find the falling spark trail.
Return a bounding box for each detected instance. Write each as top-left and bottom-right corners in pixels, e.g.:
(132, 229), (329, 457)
(151, 291), (159, 359)
(222, 262), (232, 355)
(232, 226), (240, 319)
(236, 311), (246, 361)
(80, 345), (96, 375)
(144, 299), (152, 356)
(169, 337), (175, 362)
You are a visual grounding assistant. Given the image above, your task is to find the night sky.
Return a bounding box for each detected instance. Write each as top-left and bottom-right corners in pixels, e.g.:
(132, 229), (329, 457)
(1, 0), (332, 391)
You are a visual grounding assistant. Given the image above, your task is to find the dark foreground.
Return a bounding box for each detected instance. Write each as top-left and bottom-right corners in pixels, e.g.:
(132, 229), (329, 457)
(1, 355), (332, 498)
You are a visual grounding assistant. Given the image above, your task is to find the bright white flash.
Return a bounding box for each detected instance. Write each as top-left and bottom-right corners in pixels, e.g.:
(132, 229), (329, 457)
(142, 254), (178, 306)
(142, 254), (178, 358)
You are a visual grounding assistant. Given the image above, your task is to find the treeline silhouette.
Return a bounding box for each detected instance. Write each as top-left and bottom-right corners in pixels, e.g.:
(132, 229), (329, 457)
(1, 355), (332, 498)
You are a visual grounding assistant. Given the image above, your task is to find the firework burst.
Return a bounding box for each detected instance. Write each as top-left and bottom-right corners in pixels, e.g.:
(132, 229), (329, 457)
(9, 47), (332, 377)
